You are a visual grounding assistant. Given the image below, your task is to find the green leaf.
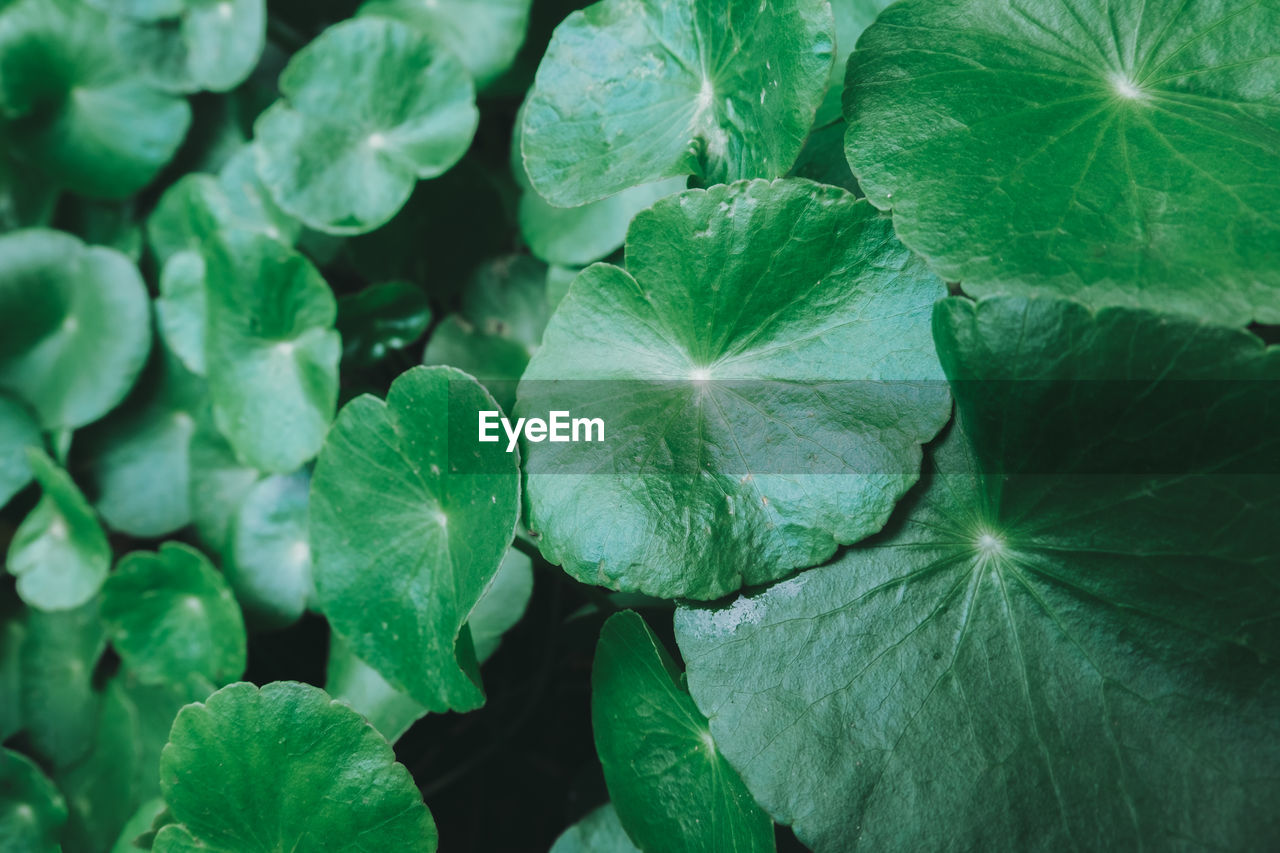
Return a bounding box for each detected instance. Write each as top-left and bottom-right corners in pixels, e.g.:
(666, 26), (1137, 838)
(110, 798), (165, 853)
(519, 179), (950, 600)
(550, 804), (642, 853)
(512, 99), (685, 267)
(0, 151), (58, 232)
(337, 280), (431, 369)
(311, 366), (521, 712)
(594, 611), (773, 853)
(813, 0), (892, 126)
(423, 254), (551, 411)
(224, 472), (314, 630)
(155, 681), (438, 852)
(18, 599), (106, 770)
(467, 548), (534, 662)
(102, 543), (246, 689)
(520, 0), (835, 206)
(0, 612), (23, 742)
(844, 0), (1280, 324)
(0, 0), (191, 199)
(254, 17), (479, 234)
(203, 229), (340, 474)
(7, 450), (111, 612)
(188, 411), (260, 551)
(0, 229), (151, 431)
(0, 748), (67, 853)
(0, 393), (40, 508)
(358, 0), (532, 89)
(674, 296), (1280, 851)
(325, 634), (427, 744)
(80, 345), (204, 538)
(155, 252), (207, 376)
(109, 0), (266, 94)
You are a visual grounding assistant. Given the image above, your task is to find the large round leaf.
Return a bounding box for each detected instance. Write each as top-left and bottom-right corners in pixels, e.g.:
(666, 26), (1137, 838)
(594, 611), (773, 853)
(844, 0), (1280, 324)
(0, 229), (151, 431)
(255, 17), (479, 234)
(101, 543), (246, 689)
(0, 0), (191, 199)
(108, 0), (266, 94)
(520, 0), (835, 206)
(155, 681), (437, 852)
(359, 0), (532, 89)
(674, 296), (1280, 851)
(7, 450), (111, 612)
(0, 748), (67, 852)
(518, 179), (950, 600)
(203, 229), (340, 474)
(311, 366), (521, 712)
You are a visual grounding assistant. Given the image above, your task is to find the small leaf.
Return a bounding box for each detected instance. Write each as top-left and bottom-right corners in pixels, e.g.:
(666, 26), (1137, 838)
(203, 229), (340, 474)
(519, 179), (950, 599)
(254, 17), (478, 234)
(467, 548), (533, 663)
(594, 611), (773, 853)
(0, 748), (67, 853)
(521, 0), (835, 205)
(224, 471), (314, 630)
(337, 280), (432, 369)
(550, 804), (642, 853)
(188, 411), (260, 551)
(101, 542), (247, 689)
(0, 229), (151, 431)
(7, 450), (111, 612)
(325, 635), (427, 744)
(155, 252), (207, 376)
(156, 681), (438, 852)
(108, 0), (266, 94)
(311, 366), (521, 712)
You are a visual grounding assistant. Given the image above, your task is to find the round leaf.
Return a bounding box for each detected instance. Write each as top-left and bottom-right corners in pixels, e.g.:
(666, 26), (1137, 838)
(519, 179), (950, 600)
(594, 611), (773, 853)
(7, 450), (111, 612)
(156, 681), (438, 852)
(254, 17), (479, 234)
(0, 0), (191, 199)
(674, 296), (1280, 851)
(311, 366), (521, 712)
(0, 229), (151, 430)
(204, 229), (340, 474)
(359, 0), (532, 89)
(102, 543), (247, 688)
(521, 0), (835, 206)
(844, 0), (1280, 324)
(0, 748), (67, 853)
(224, 472), (314, 630)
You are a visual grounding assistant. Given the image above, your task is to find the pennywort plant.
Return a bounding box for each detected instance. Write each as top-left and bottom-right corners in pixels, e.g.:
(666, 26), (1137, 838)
(0, 0), (1277, 851)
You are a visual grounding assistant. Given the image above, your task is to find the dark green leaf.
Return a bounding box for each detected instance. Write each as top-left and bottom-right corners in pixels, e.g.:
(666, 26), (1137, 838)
(0, 748), (67, 853)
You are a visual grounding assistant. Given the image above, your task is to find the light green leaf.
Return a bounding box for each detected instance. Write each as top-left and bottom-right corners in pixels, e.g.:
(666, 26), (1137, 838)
(521, 0), (835, 206)
(156, 251), (207, 376)
(7, 450), (111, 612)
(550, 804), (642, 853)
(468, 548), (534, 663)
(311, 366), (521, 712)
(80, 345), (204, 538)
(0, 393), (40, 509)
(155, 681), (438, 852)
(0, 0), (191, 199)
(674, 296), (1280, 851)
(109, 0), (266, 94)
(255, 17), (479, 234)
(359, 0), (532, 89)
(102, 543), (246, 689)
(0, 748), (67, 853)
(519, 179), (950, 600)
(203, 229), (340, 474)
(84, 0), (184, 19)
(512, 99), (685, 267)
(337, 280), (432, 369)
(0, 229), (151, 431)
(594, 611), (773, 853)
(325, 634), (427, 744)
(188, 411), (261, 551)
(224, 472), (314, 630)
(845, 0), (1280, 324)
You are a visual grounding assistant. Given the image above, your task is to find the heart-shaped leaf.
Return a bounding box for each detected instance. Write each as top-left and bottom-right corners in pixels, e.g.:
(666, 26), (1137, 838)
(155, 681), (437, 852)
(311, 366), (521, 712)
(594, 611), (773, 853)
(521, 0), (836, 205)
(203, 229), (340, 474)
(519, 179), (950, 600)
(0, 0), (191, 199)
(101, 542), (246, 689)
(675, 296), (1280, 851)
(845, 0), (1280, 324)
(254, 17), (478, 234)
(0, 229), (151, 431)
